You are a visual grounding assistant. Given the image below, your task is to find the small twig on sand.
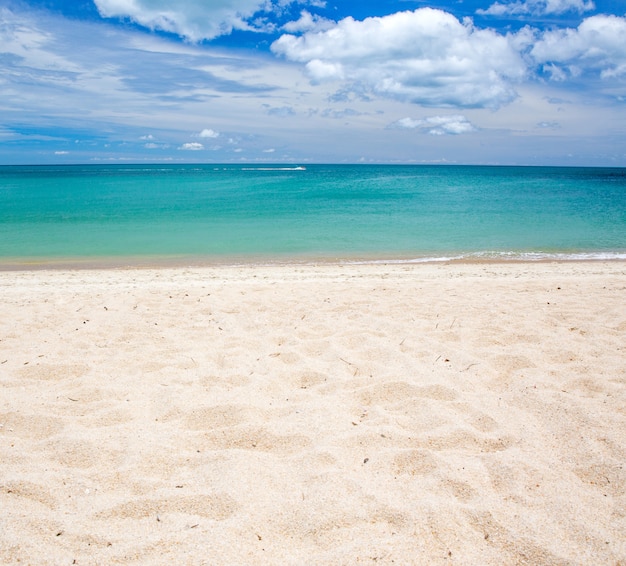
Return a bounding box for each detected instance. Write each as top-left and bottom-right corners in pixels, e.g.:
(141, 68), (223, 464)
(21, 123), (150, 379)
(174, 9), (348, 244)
(340, 357), (359, 376)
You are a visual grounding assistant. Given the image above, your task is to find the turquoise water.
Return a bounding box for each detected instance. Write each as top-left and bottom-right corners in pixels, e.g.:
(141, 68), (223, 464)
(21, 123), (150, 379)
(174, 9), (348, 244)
(1, 164), (625, 265)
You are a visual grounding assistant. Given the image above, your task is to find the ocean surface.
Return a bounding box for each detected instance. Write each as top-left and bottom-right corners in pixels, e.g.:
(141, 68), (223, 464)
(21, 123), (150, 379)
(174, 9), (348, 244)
(1, 164), (625, 266)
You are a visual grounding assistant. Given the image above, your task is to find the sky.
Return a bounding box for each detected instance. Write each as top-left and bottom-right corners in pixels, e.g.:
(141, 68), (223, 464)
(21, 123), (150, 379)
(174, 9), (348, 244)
(1, 0), (625, 165)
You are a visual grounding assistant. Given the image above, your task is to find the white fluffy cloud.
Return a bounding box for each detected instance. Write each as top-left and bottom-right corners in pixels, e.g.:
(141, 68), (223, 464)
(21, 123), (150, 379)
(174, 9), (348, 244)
(93, 0), (269, 41)
(199, 128), (220, 138)
(178, 142), (204, 150)
(530, 15), (626, 79)
(389, 115), (477, 135)
(271, 8), (527, 108)
(478, 0), (595, 16)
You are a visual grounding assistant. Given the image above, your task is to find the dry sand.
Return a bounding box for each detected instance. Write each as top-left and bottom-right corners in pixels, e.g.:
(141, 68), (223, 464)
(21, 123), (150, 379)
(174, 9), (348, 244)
(0, 261), (625, 565)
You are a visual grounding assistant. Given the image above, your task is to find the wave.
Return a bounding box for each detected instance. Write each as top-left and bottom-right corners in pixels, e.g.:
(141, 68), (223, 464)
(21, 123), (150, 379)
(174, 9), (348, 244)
(347, 251), (626, 264)
(241, 166), (306, 171)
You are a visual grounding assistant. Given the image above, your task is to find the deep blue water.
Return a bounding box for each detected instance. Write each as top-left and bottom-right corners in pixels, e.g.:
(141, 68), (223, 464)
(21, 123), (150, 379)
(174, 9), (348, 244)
(1, 164), (625, 264)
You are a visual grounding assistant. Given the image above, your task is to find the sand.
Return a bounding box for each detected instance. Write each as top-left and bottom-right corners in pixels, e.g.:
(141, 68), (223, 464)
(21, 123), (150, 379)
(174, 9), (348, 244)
(0, 261), (624, 565)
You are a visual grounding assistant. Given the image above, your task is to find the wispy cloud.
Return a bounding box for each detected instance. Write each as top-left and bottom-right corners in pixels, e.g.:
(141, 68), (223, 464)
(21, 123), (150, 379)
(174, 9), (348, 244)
(264, 105), (296, 117)
(0, 6), (304, 161)
(389, 115), (478, 135)
(320, 108), (364, 119)
(478, 0), (595, 17)
(536, 121), (561, 128)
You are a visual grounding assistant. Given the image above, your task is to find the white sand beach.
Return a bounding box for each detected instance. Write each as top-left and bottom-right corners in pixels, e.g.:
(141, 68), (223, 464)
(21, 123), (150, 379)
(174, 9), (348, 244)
(1, 261), (625, 564)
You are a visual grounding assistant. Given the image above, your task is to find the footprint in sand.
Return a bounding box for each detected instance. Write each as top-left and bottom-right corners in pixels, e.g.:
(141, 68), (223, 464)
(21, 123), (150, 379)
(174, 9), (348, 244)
(97, 493), (237, 521)
(200, 426), (310, 454)
(419, 429), (513, 453)
(17, 362), (90, 381)
(180, 404), (264, 430)
(357, 381), (458, 407)
(393, 449), (439, 475)
(44, 438), (123, 469)
(0, 412), (64, 440)
(4, 480), (59, 510)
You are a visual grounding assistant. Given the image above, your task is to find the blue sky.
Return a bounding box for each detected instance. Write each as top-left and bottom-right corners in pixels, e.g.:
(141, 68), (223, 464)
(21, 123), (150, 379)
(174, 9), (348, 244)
(1, 0), (625, 165)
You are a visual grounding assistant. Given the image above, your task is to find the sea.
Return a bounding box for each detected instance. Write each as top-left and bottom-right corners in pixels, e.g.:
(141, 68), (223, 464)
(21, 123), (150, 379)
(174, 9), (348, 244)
(1, 164), (625, 267)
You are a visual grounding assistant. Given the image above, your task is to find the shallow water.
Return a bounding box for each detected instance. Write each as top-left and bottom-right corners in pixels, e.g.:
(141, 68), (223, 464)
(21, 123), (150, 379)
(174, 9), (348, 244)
(1, 164), (625, 264)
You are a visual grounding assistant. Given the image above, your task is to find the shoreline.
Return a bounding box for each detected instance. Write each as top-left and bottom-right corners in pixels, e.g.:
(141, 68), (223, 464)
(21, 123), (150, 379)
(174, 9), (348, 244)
(1, 250), (626, 272)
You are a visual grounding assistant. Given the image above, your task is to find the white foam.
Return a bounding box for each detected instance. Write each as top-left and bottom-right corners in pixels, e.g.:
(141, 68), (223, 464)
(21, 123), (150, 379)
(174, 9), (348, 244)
(345, 251), (626, 265)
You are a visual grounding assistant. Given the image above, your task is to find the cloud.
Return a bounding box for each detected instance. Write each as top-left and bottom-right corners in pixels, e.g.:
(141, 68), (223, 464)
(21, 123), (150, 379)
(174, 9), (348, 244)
(478, 0), (595, 16)
(145, 142), (168, 148)
(93, 0), (273, 41)
(271, 8), (527, 109)
(3, 3), (625, 165)
(0, 5), (291, 148)
(282, 10), (335, 33)
(0, 7), (83, 85)
(530, 15), (626, 79)
(264, 105), (296, 117)
(198, 128), (220, 138)
(178, 142), (204, 150)
(536, 121), (560, 128)
(320, 108), (364, 119)
(389, 115), (477, 135)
